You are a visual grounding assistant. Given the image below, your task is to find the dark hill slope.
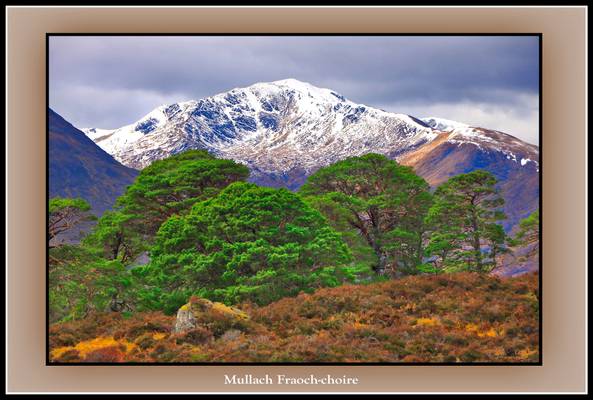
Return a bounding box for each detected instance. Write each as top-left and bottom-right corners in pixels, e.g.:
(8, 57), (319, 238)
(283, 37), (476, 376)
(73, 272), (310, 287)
(49, 108), (138, 214)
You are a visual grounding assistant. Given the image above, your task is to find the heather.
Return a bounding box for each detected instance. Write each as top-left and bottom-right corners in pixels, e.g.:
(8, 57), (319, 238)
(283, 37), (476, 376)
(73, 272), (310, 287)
(49, 272), (539, 363)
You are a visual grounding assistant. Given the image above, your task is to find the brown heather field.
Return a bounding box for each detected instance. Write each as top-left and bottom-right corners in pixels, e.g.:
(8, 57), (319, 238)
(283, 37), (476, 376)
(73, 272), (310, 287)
(49, 271), (539, 363)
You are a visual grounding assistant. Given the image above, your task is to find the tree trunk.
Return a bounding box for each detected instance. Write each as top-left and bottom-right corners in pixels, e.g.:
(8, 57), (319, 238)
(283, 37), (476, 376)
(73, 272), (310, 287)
(368, 207), (388, 275)
(374, 248), (388, 275)
(112, 233), (123, 260)
(415, 233), (424, 266)
(349, 211), (387, 275)
(470, 207), (482, 271)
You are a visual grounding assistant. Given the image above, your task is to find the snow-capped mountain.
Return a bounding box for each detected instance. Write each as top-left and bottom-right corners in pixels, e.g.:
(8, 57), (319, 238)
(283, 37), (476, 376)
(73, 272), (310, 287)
(82, 79), (539, 229)
(83, 79), (441, 175)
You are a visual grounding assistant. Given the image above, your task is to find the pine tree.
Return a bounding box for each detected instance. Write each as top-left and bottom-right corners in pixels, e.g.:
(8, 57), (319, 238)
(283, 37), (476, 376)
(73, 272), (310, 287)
(514, 209), (540, 257)
(425, 170), (507, 272)
(300, 153), (432, 277)
(48, 197), (95, 247)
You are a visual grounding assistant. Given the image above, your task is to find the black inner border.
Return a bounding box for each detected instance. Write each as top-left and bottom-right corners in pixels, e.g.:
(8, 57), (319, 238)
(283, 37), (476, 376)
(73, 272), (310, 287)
(46, 33), (543, 367)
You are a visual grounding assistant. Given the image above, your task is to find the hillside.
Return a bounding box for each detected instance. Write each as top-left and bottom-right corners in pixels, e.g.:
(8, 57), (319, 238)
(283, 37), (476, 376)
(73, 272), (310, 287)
(399, 127), (539, 231)
(49, 272), (539, 363)
(49, 108), (138, 214)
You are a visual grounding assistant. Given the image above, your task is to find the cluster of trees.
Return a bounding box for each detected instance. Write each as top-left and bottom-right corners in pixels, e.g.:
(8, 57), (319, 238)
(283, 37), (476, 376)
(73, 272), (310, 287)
(49, 150), (250, 320)
(301, 154), (535, 276)
(49, 151), (540, 323)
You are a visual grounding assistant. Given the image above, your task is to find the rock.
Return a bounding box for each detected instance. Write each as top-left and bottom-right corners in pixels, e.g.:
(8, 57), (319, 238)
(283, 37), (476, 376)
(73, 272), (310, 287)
(173, 296), (249, 335)
(173, 303), (197, 334)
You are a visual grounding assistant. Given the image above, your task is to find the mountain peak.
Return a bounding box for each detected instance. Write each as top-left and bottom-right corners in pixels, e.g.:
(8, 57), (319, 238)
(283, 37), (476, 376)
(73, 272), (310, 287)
(243, 79), (349, 103)
(266, 78), (327, 92)
(271, 78), (311, 86)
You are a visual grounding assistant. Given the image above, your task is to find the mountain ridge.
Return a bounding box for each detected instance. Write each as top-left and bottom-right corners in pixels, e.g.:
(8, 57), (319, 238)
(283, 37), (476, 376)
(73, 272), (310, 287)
(78, 79), (539, 229)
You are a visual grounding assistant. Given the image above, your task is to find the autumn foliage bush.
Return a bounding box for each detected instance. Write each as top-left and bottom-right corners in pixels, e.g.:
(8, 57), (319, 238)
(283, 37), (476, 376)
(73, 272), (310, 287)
(49, 272), (539, 363)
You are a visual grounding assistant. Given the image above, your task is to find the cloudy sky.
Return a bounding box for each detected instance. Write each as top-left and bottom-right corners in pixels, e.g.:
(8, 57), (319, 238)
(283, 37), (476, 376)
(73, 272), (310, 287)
(49, 36), (540, 145)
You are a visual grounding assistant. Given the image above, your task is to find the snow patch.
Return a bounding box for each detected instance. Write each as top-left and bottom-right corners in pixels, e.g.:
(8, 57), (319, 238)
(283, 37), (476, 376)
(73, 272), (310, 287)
(420, 117), (469, 131)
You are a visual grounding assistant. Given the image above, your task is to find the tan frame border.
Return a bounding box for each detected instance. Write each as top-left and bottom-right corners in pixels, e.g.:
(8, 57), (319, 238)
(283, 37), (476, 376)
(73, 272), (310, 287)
(7, 6), (587, 393)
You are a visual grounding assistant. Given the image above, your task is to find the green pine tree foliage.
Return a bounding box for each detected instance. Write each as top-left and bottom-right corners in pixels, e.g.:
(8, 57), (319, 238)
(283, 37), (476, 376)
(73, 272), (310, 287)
(299, 153), (432, 277)
(513, 209), (540, 257)
(48, 197), (136, 322)
(48, 197), (95, 246)
(425, 170), (508, 273)
(83, 210), (144, 264)
(515, 209), (540, 246)
(49, 245), (135, 323)
(83, 150), (249, 264)
(134, 182), (353, 311)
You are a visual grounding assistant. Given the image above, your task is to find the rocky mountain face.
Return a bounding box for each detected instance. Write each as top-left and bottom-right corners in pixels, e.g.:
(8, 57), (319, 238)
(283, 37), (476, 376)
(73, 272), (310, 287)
(49, 108), (138, 215)
(81, 79), (539, 230)
(400, 120), (539, 231)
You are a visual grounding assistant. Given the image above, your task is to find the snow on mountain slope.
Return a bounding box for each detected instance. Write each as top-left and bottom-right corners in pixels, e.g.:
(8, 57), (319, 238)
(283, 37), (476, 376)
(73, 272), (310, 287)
(421, 117), (540, 170)
(421, 117), (470, 132)
(83, 127), (117, 141)
(82, 79), (539, 228)
(84, 79), (440, 175)
(82, 101), (198, 155)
